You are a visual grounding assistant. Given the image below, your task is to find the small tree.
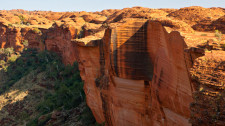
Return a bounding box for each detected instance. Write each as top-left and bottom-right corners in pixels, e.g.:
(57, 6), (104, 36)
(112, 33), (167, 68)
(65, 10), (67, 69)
(33, 28), (42, 34)
(18, 15), (25, 24)
(8, 24), (13, 27)
(215, 30), (222, 46)
(22, 40), (29, 47)
(4, 48), (14, 56)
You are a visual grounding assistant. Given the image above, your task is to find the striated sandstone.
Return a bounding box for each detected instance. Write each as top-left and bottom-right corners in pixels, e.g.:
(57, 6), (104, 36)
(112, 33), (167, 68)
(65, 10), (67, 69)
(71, 19), (204, 126)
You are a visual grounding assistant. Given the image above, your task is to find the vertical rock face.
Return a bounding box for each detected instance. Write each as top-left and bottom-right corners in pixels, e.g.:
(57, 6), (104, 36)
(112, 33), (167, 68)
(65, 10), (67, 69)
(110, 20), (153, 80)
(0, 19), (204, 126)
(45, 24), (71, 62)
(24, 29), (45, 51)
(6, 27), (24, 51)
(147, 22), (193, 126)
(45, 23), (79, 64)
(0, 23), (7, 48)
(70, 40), (106, 123)
(0, 23), (24, 51)
(71, 19), (200, 126)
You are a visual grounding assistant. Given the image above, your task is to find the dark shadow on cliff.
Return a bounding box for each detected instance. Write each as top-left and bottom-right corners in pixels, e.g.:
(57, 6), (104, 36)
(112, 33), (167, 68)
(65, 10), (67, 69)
(111, 21), (154, 80)
(0, 48), (98, 126)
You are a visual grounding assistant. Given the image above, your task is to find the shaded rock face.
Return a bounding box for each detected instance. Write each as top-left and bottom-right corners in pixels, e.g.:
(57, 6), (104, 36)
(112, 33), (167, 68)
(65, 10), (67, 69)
(72, 20), (200, 126)
(71, 42), (106, 123)
(110, 21), (153, 80)
(0, 24), (7, 48)
(24, 28), (46, 50)
(45, 24), (72, 64)
(6, 27), (24, 51)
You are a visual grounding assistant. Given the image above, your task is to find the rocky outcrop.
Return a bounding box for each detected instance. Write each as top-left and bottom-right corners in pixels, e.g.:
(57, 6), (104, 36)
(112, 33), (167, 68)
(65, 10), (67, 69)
(193, 15), (225, 33)
(0, 23), (7, 48)
(168, 6), (225, 26)
(190, 51), (225, 126)
(45, 23), (80, 64)
(23, 28), (45, 50)
(70, 19), (204, 126)
(0, 23), (24, 51)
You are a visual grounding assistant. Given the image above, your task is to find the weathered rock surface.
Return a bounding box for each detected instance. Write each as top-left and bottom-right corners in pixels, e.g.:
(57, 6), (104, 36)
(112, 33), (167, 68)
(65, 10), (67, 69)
(0, 23), (24, 51)
(193, 15), (225, 33)
(69, 19), (203, 126)
(168, 6), (225, 26)
(190, 51), (225, 126)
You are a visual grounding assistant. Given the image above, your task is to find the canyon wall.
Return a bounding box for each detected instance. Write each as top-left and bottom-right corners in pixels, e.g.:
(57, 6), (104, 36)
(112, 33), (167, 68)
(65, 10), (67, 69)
(0, 19), (204, 126)
(71, 19), (204, 126)
(0, 24), (24, 51)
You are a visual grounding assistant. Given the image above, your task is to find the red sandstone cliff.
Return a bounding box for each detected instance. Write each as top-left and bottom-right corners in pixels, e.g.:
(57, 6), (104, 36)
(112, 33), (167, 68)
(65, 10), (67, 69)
(69, 19), (204, 126)
(0, 23), (24, 51)
(1, 7), (224, 126)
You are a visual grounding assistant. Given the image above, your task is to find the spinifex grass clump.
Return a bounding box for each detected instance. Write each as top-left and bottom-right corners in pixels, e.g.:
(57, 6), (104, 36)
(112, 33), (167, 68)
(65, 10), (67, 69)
(215, 30), (222, 46)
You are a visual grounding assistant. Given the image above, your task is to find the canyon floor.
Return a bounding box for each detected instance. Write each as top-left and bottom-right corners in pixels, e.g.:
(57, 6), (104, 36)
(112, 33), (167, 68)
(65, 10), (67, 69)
(0, 6), (225, 126)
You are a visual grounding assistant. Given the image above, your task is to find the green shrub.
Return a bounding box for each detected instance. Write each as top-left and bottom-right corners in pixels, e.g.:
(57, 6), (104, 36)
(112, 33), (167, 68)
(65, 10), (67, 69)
(4, 47), (14, 56)
(26, 116), (39, 126)
(81, 106), (96, 125)
(22, 40), (29, 47)
(0, 48), (4, 54)
(18, 15), (25, 24)
(8, 24), (13, 27)
(8, 55), (18, 63)
(17, 111), (29, 121)
(38, 114), (51, 126)
(201, 34), (207, 36)
(0, 60), (5, 66)
(37, 62), (84, 114)
(32, 28), (42, 34)
(0, 49), (59, 94)
(215, 30), (222, 44)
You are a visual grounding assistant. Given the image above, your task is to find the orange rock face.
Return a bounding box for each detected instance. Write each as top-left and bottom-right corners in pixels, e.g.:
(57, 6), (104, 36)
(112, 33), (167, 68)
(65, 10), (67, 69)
(69, 19), (203, 126)
(0, 24), (24, 51)
(0, 23), (7, 48)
